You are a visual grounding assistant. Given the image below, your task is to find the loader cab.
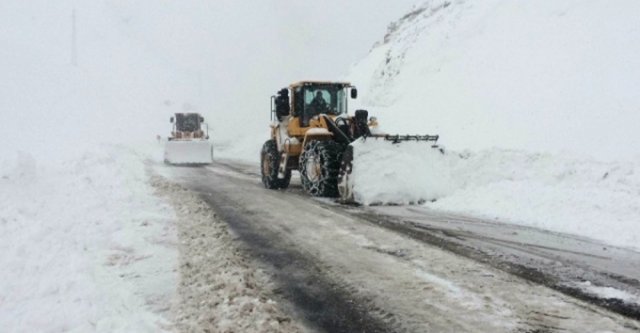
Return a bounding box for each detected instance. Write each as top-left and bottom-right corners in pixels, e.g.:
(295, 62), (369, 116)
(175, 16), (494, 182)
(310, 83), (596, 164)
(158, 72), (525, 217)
(174, 113), (203, 132)
(291, 82), (354, 127)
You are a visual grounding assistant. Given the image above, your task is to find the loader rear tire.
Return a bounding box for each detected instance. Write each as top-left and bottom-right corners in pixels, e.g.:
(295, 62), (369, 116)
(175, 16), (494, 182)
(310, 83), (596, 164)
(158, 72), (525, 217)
(300, 140), (343, 197)
(261, 140), (291, 189)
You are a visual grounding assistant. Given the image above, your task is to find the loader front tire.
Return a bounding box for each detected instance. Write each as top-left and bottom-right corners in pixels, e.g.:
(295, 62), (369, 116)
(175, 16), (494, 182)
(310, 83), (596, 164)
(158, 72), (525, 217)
(300, 140), (343, 197)
(261, 140), (291, 189)
(337, 145), (355, 203)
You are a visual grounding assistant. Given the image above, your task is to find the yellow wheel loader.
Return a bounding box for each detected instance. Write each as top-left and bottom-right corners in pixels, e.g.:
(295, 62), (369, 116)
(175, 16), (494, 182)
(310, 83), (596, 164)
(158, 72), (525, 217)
(261, 81), (441, 203)
(164, 113), (213, 165)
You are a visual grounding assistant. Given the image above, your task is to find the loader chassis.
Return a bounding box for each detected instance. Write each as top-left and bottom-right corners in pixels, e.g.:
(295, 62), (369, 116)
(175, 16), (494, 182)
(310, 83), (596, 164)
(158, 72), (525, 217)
(164, 112), (213, 165)
(262, 81), (353, 197)
(171, 113), (205, 139)
(261, 81), (439, 201)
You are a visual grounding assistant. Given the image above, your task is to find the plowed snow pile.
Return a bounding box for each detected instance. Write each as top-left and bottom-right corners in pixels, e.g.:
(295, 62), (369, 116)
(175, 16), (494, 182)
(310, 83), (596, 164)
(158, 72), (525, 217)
(350, 144), (640, 250)
(426, 150), (640, 250)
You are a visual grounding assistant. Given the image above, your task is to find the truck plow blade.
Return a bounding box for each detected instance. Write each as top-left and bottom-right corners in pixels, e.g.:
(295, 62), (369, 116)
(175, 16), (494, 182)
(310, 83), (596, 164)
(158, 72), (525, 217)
(338, 136), (449, 205)
(164, 140), (213, 165)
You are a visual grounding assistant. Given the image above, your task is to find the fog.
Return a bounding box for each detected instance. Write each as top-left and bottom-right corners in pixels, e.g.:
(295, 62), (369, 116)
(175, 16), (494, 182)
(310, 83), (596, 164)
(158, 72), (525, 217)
(0, 0), (418, 160)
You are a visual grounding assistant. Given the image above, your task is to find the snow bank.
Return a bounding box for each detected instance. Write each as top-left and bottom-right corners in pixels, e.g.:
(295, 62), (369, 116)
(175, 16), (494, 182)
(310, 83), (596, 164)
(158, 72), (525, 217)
(0, 145), (178, 332)
(428, 149), (640, 250)
(351, 144), (640, 249)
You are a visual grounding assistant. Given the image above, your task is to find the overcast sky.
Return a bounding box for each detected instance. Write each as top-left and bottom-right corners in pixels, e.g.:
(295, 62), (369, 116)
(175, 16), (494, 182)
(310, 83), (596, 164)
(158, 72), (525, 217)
(99, 1), (421, 130)
(0, 0), (420, 153)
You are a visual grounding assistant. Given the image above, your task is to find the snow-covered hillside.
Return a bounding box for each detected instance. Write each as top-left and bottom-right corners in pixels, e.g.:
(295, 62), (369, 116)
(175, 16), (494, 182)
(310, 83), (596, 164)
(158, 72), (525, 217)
(346, 0), (640, 249)
(349, 0), (640, 160)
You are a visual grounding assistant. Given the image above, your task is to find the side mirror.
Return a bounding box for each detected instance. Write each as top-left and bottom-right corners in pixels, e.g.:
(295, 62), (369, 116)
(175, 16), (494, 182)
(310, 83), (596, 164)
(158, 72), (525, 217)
(200, 116), (205, 122)
(170, 117), (174, 123)
(350, 88), (358, 99)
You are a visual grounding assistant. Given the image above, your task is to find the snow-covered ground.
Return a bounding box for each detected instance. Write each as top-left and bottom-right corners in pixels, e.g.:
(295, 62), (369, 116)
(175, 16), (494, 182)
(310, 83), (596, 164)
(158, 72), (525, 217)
(3, 0), (640, 330)
(0, 144), (309, 332)
(347, 141), (640, 250)
(0, 145), (178, 332)
(0, 1), (414, 330)
(576, 281), (640, 305)
(348, 0), (640, 160)
(340, 0), (640, 250)
(150, 171), (306, 333)
(169, 162), (640, 332)
(215, 1), (640, 253)
(218, 134), (640, 251)
(0, 2), (186, 328)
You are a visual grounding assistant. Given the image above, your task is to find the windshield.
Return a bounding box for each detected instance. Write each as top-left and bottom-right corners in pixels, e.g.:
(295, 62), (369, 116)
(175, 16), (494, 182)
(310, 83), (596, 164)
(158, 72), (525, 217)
(301, 85), (347, 126)
(176, 114), (200, 132)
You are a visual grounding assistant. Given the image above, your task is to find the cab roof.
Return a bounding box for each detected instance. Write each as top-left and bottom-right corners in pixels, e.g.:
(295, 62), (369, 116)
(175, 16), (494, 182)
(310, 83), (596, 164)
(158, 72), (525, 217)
(173, 112), (203, 116)
(289, 81), (352, 89)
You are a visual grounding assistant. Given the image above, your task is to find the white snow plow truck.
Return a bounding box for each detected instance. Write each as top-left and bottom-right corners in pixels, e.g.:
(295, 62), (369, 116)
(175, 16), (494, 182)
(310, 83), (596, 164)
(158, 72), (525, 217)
(164, 113), (213, 165)
(261, 81), (443, 204)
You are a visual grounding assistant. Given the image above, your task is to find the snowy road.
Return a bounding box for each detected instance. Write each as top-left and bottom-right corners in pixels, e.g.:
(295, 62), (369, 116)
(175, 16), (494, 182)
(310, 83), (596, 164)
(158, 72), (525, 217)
(162, 160), (640, 332)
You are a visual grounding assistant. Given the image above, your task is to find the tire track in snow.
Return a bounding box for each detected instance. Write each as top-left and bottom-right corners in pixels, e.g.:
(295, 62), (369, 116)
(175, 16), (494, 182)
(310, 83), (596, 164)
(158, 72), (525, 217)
(351, 210), (640, 321)
(151, 173), (308, 333)
(192, 186), (397, 333)
(163, 161), (640, 332)
(211, 160), (640, 321)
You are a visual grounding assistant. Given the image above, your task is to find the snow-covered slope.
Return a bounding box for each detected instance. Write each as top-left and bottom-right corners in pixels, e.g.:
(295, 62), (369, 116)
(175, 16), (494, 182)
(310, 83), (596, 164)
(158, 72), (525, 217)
(346, 0), (640, 249)
(349, 0), (640, 160)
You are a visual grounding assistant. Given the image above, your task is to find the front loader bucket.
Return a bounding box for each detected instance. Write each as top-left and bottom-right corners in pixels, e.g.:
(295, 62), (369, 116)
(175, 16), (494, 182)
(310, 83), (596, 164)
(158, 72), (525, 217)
(338, 136), (449, 205)
(164, 140), (213, 165)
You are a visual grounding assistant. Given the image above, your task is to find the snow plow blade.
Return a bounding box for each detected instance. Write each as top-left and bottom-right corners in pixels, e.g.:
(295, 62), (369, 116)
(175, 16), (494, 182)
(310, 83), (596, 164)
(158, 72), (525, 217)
(164, 140), (213, 165)
(338, 135), (448, 205)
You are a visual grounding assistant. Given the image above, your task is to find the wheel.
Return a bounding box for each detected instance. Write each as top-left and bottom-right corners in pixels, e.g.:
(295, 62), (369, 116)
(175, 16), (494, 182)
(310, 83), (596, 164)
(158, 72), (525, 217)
(261, 139), (291, 189)
(299, 140), (343, 197)
(337, 145), (354, 202)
